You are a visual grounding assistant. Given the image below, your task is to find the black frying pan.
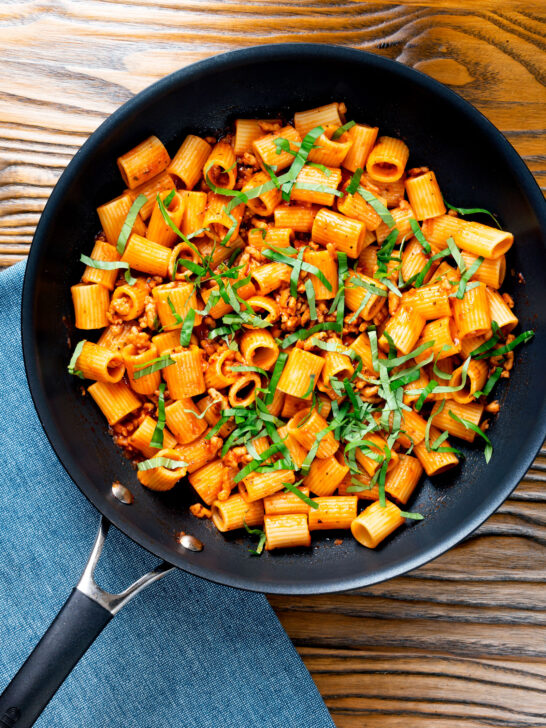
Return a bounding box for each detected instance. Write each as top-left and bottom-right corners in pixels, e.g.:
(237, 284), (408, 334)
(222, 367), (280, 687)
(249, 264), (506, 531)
(1, 44), (545, 727)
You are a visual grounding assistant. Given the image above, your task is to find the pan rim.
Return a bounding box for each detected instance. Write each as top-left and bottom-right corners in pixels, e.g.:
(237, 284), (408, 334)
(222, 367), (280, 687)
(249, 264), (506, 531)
(21, 43), (546, 595)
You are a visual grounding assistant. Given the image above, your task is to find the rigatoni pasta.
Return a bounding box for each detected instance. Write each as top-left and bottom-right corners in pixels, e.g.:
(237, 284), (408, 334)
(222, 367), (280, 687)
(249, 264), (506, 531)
(68, 100), (533, 555)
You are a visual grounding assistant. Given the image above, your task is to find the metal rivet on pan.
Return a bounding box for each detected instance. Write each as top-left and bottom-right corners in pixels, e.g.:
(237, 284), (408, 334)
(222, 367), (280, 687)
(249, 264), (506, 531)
(178, 532), (204, 552)
(112, 481), (134, 505)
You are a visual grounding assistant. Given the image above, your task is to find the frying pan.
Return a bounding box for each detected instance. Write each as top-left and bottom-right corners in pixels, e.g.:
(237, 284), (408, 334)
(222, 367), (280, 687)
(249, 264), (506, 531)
(1, 44), (545, 727)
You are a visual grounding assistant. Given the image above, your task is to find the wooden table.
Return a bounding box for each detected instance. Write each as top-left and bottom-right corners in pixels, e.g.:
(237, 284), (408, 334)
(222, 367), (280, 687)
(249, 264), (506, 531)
(2, 2), (545, 725)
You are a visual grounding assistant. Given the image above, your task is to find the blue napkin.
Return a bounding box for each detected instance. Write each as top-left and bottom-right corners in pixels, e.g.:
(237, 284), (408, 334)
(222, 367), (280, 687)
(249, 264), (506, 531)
(0, 261), (334, 728)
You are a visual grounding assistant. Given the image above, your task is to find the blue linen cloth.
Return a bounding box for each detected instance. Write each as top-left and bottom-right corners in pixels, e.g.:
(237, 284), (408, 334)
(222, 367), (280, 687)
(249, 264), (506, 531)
(0, 261), (335, 728)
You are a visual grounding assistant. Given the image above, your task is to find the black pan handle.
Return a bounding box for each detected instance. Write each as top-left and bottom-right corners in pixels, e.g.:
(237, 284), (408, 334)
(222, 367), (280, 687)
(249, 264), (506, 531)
(0, 518), (175, 728)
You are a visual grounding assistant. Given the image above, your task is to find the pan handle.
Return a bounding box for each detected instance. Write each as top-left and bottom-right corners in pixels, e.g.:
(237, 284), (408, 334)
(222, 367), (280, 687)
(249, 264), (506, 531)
(0, 517), (175, 728)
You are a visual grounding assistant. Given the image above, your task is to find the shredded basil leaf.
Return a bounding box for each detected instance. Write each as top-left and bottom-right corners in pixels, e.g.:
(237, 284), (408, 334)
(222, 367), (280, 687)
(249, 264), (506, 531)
(150, 383), (166, 449)
(444, 200), (501, 229)
(332, 120), (355, 139)
(409, 218), (431, 255)
(67, 340), (86, 379)
(133, 354), (175, 380)
(283, 480), (319, 509)
(357, 186), (395, 228)
(80, 254), (136, 286)
(399, 510), (424, 520)
(474, 367), (503, 398)
(137, 457), (187, 471)
(116, 194), (148, 255)
(243, 518), (267, 556)
(448, 411), (493, 462)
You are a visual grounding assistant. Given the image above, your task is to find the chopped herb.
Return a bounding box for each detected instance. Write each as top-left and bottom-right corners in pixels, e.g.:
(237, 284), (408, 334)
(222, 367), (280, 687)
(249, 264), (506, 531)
(262, 247), (332, 292)
(293, 181), (342, 197)
(179, 308), (196, 347)
(281, 125), (325, 202)
(231, 364), (268, 377)
(406, 248), (451, 288)
(243, 518), (267, 556)
(473, 367), (503, 398)
(332, 120), (355, 139)
(67, 340), (86, 379)
(80, 254), (136, 286)
(265, 352), (288, 405)
(399, 510), (424, 520)
(444, 200), (501, 229)
(448, 411), (493, 462)
(409, 218), (431, 254)
(133, 354), (175, 379)
(306, 162), (331, 176)
(163, 189), (176, 207)
(137, 457), (187, 471)
(283, 480), (319, 509)
(150, 383), (166, 449)
(301, 374), (316, 399)
(116, 194), (148, 255)
(474, 329), (534, 360)
(346, 168), (364, 196)
(357, 186), (395, 228)
(274, 137), (296, 156)
(446, 236), (465, 272)
(455, 256), (483, 299)
(414, 380), (438, 411)
(305, 277), (317, 320)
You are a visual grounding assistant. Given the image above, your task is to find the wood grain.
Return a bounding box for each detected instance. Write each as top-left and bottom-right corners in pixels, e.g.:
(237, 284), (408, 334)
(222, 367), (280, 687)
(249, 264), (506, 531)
(1, 2), (545, 726)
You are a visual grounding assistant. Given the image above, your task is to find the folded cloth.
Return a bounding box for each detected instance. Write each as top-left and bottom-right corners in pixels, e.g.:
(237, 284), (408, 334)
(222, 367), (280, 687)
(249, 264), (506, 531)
(0, 261), (334, 728)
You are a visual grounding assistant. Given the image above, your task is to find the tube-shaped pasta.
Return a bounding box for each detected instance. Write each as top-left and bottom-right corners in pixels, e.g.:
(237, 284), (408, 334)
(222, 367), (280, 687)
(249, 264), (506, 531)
(414, 426), (459, 475)
(288, 408), (338, 459)
(460, 251), (506, 289)
(228, 373), (261, 408)
(117, 136), (170, 190)
(180, 190), (207, 238)
(212, 494), (264, 532)
(252, 125), (301, 172)
(88, 380), (141, 425)
(376, 202), (416, 244)
(162, 348), (206, 399)
(450, 359), (489, 404)
(199, 236), (244, 269)
(109, 284), (146, 322)
(264, 487), (311, 515)
(265, 388), (284, 418)
(203, 141), (237, 189)
(454, 221), (514, 259)
(342, 124), (379, 172)
(431, 261), (460, 283)
(121, 233), (170, 277)
(312, 208), (367, 259)
(485, 287), (518, 333)
(294, 103), (342, 138)
(168, 134), (211, 190)
(401, 282), (451, 320)
(204, 349), (238, 389)
(307, 124), (353, 167)
(233, 118), (281, 156)
(152, 330), (182, 356)
(397, 408), (428, 448)
(421, 214), (465, 253)
(97, 193), (147, 246)
(337, 185), (384, 231)
(169, 241), (202, 281)
(274, 204), (318, 232)
(281, 395), (308, 419)
(366, 137), (409, 183)
(277, 424), (308, 469)
(264, 513), (311, 550)
(344, 272), (387, 321)
(240, 469), (295, 502)
(250, 263), (291, 296)
(81, 240), (121, 291)
(320, 351), (354, 391)
(71, 283), (110, 329)
(242, 172), (282, 216)
(308, 496), (358, 531)
(127, 172), (175, 220)
(405, 170), (446, 220)
(122, 343), (161, 395)
(351, 500), (405, 548)
(203, 194), (244, 243)
(384, 454), (423, 505)
(401, 239), (433, 284)
(379, 306), (425, 355)
(197, 393), (234, 439)
(241, 296), (279, 329)
(430, 400), (484, 442)
(189, 460), (232, 505)
(152, 282), (198, 330)
(452, 282), (491, 338)
(355, 433), (398, 477)
(164, 398), (208, 444)
(98, 323), (133, 351)
(240, 330), (279, 371)
(74, 342), (124, 383)
(361, 172), (405, 208)
(137, 448), (187, 492)
(415, 317), (461, 361)
(304, 453), (349, 497)
(247, 227), (294, 251)
(277, 349), (324, 399)
(129, 415), (177, 459)
(349, 332), (383, 374)
(303, 249), (338, 300)
(291, 166), (342, 206)
(147, 190), (185, 248)
(176, 433), (222, 473)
